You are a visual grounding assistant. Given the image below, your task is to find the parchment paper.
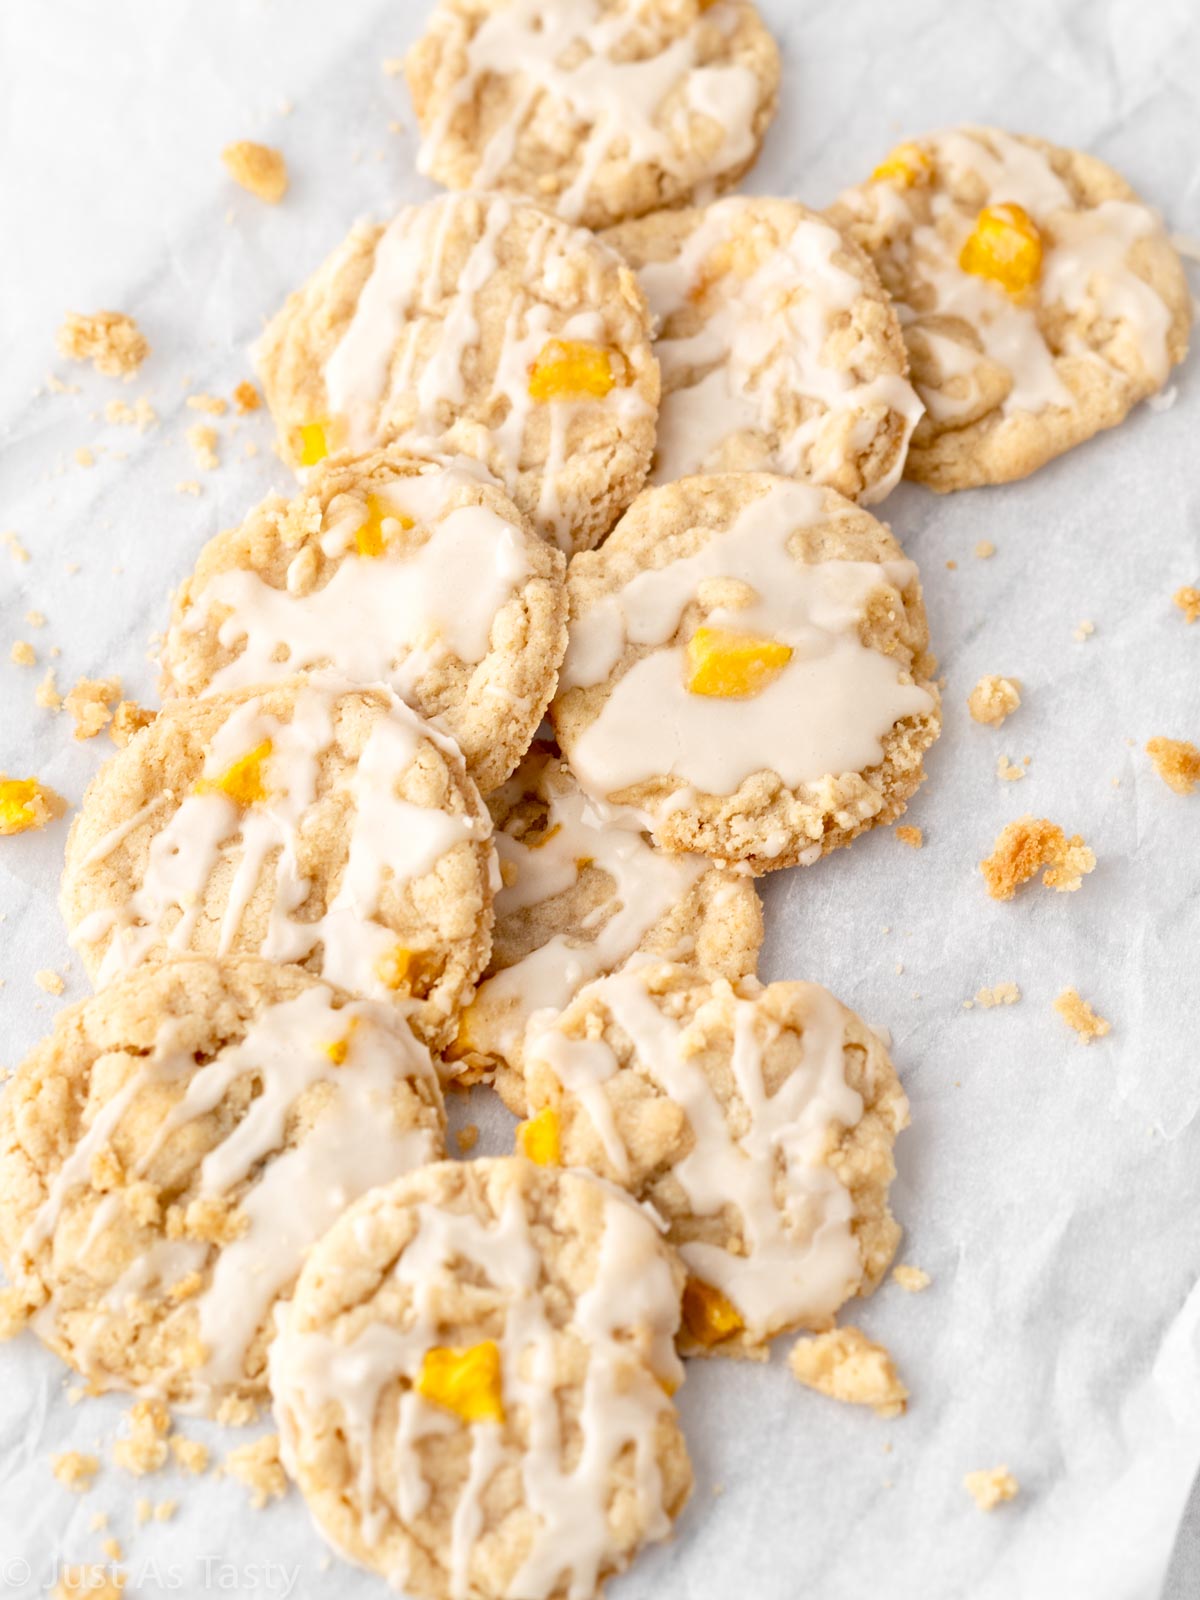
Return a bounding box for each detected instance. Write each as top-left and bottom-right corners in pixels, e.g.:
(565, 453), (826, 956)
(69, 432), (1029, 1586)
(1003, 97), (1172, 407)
(1, 2), (1198, 1596)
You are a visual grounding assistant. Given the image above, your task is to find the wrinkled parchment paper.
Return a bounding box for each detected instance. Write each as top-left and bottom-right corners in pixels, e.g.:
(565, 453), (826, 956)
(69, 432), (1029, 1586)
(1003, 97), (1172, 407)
(1, 2), (1199, 1595)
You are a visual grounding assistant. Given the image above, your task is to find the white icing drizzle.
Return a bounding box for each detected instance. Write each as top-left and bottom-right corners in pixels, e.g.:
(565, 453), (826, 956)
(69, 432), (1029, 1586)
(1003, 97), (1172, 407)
(475, 760), (708, 1059)
(559, 479), (935, 803)
(526, 970), (866, 1336)
(71, 683), (490, 1001)
(416, 0), (762, 224)
(842, 127), (1177, 422)
(631, 199), (922, 502)
(320, 194), (649, 551)
(270, 1172), (683, 1599)
(171, 463), (531, 701)
(20, 986), (441, 1405)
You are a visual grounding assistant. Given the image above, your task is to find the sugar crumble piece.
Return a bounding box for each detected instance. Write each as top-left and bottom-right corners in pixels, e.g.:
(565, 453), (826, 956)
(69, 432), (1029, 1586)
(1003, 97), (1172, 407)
(52, 1565), (126, 1600)
(3, 531), (30, 564)
(186, 423), (220, 472)
(57, 311), (149, 379)
(35, 969), (66, 996)
(1175, 586), (1200, 625)
(104, 396), (158, 432)
(233, 380), (261, 413)
(112, 1398), (171, 1476)
(101, 1539), (123, 1563)
(1054, 988), (1111, 1045)
(455, 1123), (480, 1154)
(788, 1327), (908, 1420)
(175, 480), (202, 497)
(222, 1434), (288, 1509)
(75, 446), (96, 469)
(1073, 620), (1095, 642)
(996, 754), (1026, 782)
(186, 392), (228, 416)
(11, 640), (36, 666)
(37, 668), (62, 711)
(975, 540), (996, 559)
(109, 701), (156, 748)
(894, 825), (923, 850)
(892, 1265), (931, 1293)
(222, 141), (289, 203)
(154, 1499), (178, 1522)
(945, 559), (957, 571)
(1146, 737), (1200, 796)
(25, 610), (46, 628)
(980, 816), (1096, 901)
(975, 982), (1020, 1009)
(214, 1393), (260, 1428)
(964, 1466), (1019, 1511)
(0, 775), (66, 835)
(968, 675), (1021, 727)
(170, 1434), (210, 1475)
(65, 676), (122, 740)
(51, 1451), (100, 1491)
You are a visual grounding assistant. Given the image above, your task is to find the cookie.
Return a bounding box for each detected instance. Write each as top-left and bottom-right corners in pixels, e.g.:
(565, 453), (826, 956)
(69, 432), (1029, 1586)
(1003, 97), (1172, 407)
(521, 963), (908, 1358)
(406, 0), (781, 231)
(827, 126), (1192, 490)
(605, 197), (922, 501)
(61, 680), (494, 1052)
(448, 743), (763, 1110)
(0, 958), (444, 1411)
(159, 449), (567, 796)
(256, 192), (660, 554)
(270, 1157), (691, 1600)
(552, 474), (941, 872)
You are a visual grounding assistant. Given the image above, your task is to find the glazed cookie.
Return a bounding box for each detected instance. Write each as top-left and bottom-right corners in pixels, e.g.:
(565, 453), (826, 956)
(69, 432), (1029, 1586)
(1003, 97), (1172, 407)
(270, 1157), (691, 1600)
(553, 474), (940, 872)
(827, 126), (1192, 490)
(406, 0), (781, 230)
(0, 958), (444, 1412)
(520, 963), (908, 1358)
(159, 450), (567, 796)
(605, 197), (922, 500)
(256, 192), (660, 554)
(61, 680), (494, 1052)
(448, 743), (763, 1110)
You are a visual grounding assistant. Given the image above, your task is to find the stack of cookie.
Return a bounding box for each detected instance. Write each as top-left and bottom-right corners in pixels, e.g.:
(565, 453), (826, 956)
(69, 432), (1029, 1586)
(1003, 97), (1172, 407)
(2, 2), (1189, 1596)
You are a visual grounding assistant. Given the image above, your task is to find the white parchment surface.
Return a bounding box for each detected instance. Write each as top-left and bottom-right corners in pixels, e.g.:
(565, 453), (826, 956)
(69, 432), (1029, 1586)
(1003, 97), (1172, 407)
(1, 2), (1199, 1597)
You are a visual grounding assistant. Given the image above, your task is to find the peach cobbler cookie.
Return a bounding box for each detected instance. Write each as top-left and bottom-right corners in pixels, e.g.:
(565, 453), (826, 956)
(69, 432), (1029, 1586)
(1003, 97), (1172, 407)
(828, 127), (1191, 490)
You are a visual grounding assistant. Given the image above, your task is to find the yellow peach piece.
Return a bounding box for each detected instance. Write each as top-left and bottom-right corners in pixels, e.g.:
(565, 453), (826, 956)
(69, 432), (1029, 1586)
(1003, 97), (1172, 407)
(681, 1279), (743, 1347)
(685, 627), (793, 699)
(416, 1342), (505, 1424)
(516, 1106), (560, 1167)
(298, 422), (330, 467)
(196, 741), (272, 808)
(959, 203), (1043, 294)
(354, 493), (414, 558)
(0, 777), (62, 836)
(375, 946), (416, 991)
(871, 142), (932, 188)
(528, 340), (615, 402)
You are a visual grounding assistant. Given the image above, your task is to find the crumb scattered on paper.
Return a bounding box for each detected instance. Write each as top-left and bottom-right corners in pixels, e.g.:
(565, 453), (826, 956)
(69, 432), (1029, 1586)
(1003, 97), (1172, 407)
(996, 754), (1026, 782)
(1073, 620), (1095, 642)
(186, 424), (220, 472)
(980, 817), (1096, 901)
(0, 775), (66, 835)
(964, 1466), (1019, 1511)
(455, 1124), (480, 1154)
(51, 1451), (99, 1491)
(104, 396), (157, 431)
(789, 1327), (908, 1419)
(112, 1399), (171, 1476)
(222, 141), (288, 203)
(65, 676), (121, 740)
(975, 982), (1021, 1009)
(52, 1565), (126, 1600)
(186, 392), (228, 416)
(35, 969), (65, 996)
(895, 826), (923, 849)
(10, 641), (35, 666)
(1054, 988), (1111, 1044)
(1174, 585), (1200, 624)
(975, 540), (996, 559)
(1146, 737), (1200, 795)
(233, 380), (261, 413)
(36, 668), (62, 711)
(57, 311), (149, 378)
(969, 675), (1021, 727)
(892, 1265), (930, 1293)
(222, 1434), (287, 1509)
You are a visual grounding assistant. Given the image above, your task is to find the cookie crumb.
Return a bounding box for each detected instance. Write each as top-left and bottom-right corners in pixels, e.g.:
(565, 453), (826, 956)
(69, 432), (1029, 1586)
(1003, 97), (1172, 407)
(222, 141), (288, 203)
(233, 380), (261, 414)
(186, 392), (228, 416)
(35, 969), (66, 996)
(895, 826), (923, 849)
(11, 640), (35, 666)
(1146, 737), (1200, 795)
(0, 775), (66, 835)
(964, 1466), (1019, 1511)
(101, 1538), (123, 1563)
(1054, 988), (1110, 1045)
(788, 1327), (908, 1419)
(3, 531), (31, 564)
(52, 1565), (126, 1600)
(112, 1398), (171, 1476)
(65, 676), (122, 740)
(154, 1499), (178, 1522)
(75, 446), (96, 469)
(996, 754), (1026, 782)
(109, 701), (156, 748)
(186, 423), (220, 472)
(980, 816), (1096, 901)
(222, 1434), (288, 1509)
(57, 311), (149, 379)
(1073, 620), (1095, 642)
(214, 1394), (260, 1428)
(455, 1124), (480, 1154)
(37, 668), (62, 711)
(170, 1434), (210, 1475)
(945, 559), (957, 571)
(175, 480), (202, 497)
(892, 1265), (930, 1293)
(51, 1451), (99, 1491)
(976, 982), (1020, 1009)
(1174, 585), (1200, 625)
(968, 675), (1021, 727)
(974, 540), (996, 559)
(104, 396), (158, 432)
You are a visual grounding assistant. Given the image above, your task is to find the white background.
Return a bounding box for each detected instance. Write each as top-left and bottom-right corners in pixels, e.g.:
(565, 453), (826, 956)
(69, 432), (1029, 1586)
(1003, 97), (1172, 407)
(1, 2), (1199, 1597)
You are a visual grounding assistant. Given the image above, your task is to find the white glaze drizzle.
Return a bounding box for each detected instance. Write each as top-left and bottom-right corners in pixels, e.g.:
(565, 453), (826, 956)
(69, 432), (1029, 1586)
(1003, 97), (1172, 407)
(526, 970), (866, 1336)
(631, 198), (922, 502)
(559, 479), (935, 803)
(20, 986), (441, 1405)
(270, 1173), (683, 1599)
(416, 0), (762, 224)
(71, 683), (490, 1000)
